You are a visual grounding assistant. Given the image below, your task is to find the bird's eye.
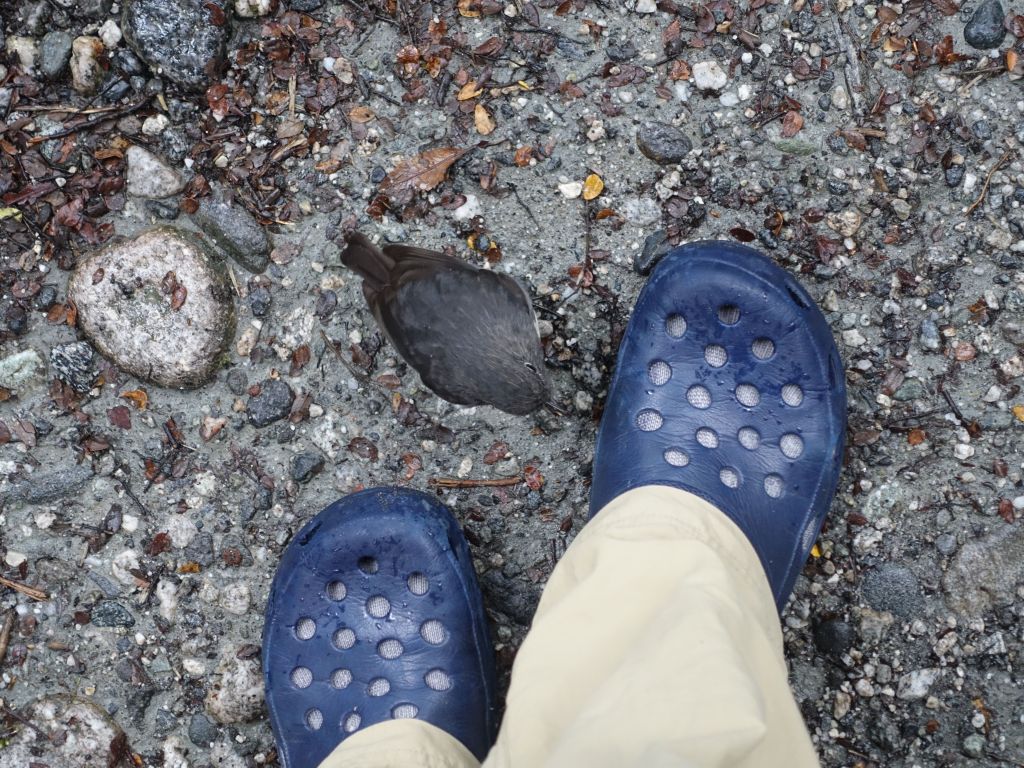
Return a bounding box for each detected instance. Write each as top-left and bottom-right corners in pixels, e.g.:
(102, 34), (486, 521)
(524, 362), (538, 373)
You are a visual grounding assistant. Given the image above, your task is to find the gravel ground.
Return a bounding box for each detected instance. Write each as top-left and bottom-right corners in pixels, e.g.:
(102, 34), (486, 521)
(2, 0), (1024, 766)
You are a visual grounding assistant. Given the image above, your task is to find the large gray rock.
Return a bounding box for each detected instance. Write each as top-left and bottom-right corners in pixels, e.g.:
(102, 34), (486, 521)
(193, 185), (271, 273)
(944, 524), (1024, 616)
(68, 227), (235, 389)
(122, 0), (230, 92)
(1, 696), (127, 768)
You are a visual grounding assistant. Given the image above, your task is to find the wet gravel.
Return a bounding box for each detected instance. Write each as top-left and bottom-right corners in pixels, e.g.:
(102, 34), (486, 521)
(2, 1), (1024, 766)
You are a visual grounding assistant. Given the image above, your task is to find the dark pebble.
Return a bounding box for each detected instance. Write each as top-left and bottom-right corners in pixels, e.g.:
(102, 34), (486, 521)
(33, 285), (58, 311)
(633, 229), (670, 276)
(249, 285), (272, 317)
(5, 306), (27, 335)
(194, 185), (271, 273)
(145, 200), (179, 220)
(188, 713), (219, 748)
(972, 119), (993, 141)
(827, 179), (850, 196)
(184, 533), (215, 567)
(636, 122), (693, 165)
(286, 0), (324, 9)
(606, 42), (637, 62)
(38, 31), (74, 80)
(225, 368), (248, 396)
(945, 164), (965, 187)
(291, 452), (325, 483)
(370, 165), (386, 184)
(50, 341), (95, 393)
(813, 618), (856, 658)
(248, 378), (295, 427)
(817, 93), (831, 111)
(91, 601), (136, 628)
(963, 0), (1006, 49)
(861, 564), (924, 618)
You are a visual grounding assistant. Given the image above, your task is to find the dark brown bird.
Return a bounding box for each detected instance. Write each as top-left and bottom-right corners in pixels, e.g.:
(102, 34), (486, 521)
(340, 232), (550, 415)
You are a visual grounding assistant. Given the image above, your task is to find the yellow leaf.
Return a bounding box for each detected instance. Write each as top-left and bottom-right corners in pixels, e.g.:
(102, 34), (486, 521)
(120, 388), (149, 410)
(582, 173), (604, 200)
(0, 207), (22, 220)
(1013, 404), (1024, 422)
(517, 80), (532, 90)
(457, 81), (483, 101)
(457, 0), (480, 16)
(474, 103), (495, 135)
(810, 543), (821, 558)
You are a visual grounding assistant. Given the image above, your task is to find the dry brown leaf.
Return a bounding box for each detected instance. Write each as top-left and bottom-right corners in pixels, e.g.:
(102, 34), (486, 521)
(378, 147), (467, 195)
(474, 103), (495, 135)
(908, 428), (926, 446)
(457, 0), (481, 16)
(120, 389), (149, 410)
(582, 173), (604, 200)
(457, 81), (483, 100)
(513, 145), (534, 166)
(669, 60), (691, 80)
(349, 106), (375, 123)
(781, 110), (804, 137)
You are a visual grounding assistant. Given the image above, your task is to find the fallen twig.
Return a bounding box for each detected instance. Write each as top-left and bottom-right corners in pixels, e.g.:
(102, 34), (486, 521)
(0, 576), (48, 602)
(0, 610), (14, 667)
(26, 96), (150, 145)
(966, 150), (1012, 215)
(428, 476), (522, 488)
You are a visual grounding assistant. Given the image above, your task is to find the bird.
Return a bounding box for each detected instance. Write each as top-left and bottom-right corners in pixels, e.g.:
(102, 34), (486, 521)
(339, 231), (551, 415)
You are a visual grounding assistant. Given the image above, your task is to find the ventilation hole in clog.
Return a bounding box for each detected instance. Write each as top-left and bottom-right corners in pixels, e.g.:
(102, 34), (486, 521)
(718, 304), (741, 325)
(720, 468), (740, 488)
(636, 409), (663, 431)
(331, 669), (353, 689)
(291, 667), (313, 689)
(425, 669), (453, 691)
(358, 556), (379, 574)
(666, 314), (687, 338)
(368, 677), (391, 697)
(664, 448), (689, 467)
(407, 572), (429, 595)
(305, 709), (323, 731)
(366, 595), (390, 619)
(738, 427), (760, 450)
(326, 581), (347, 601)
(295, 618), (316, 640)
(421, 620), (447, 645)
(735, 384), (760, 407)
(392, 704), (419, 719)
(343, 712), (363, 733)
(764, 474), (784, 498)
(782, 383), (804, 407)
(752, 338), (775, 360)
(648, 360), (671, 386)
(696, 427), (719, 448)
(378, 639), (403, 660)
(333, 628), (356, 650)
(687, 385), (711, 409)
(780, 433), (804, 459)
(704, 344), (727, 367)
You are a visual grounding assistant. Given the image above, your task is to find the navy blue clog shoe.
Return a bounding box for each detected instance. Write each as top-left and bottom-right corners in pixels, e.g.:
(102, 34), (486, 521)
(263, 488), (498, 767)
(591, 241), (846, 610)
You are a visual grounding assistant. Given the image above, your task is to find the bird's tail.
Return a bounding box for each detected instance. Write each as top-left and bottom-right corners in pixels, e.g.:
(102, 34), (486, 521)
(340, 231), (394, 292)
